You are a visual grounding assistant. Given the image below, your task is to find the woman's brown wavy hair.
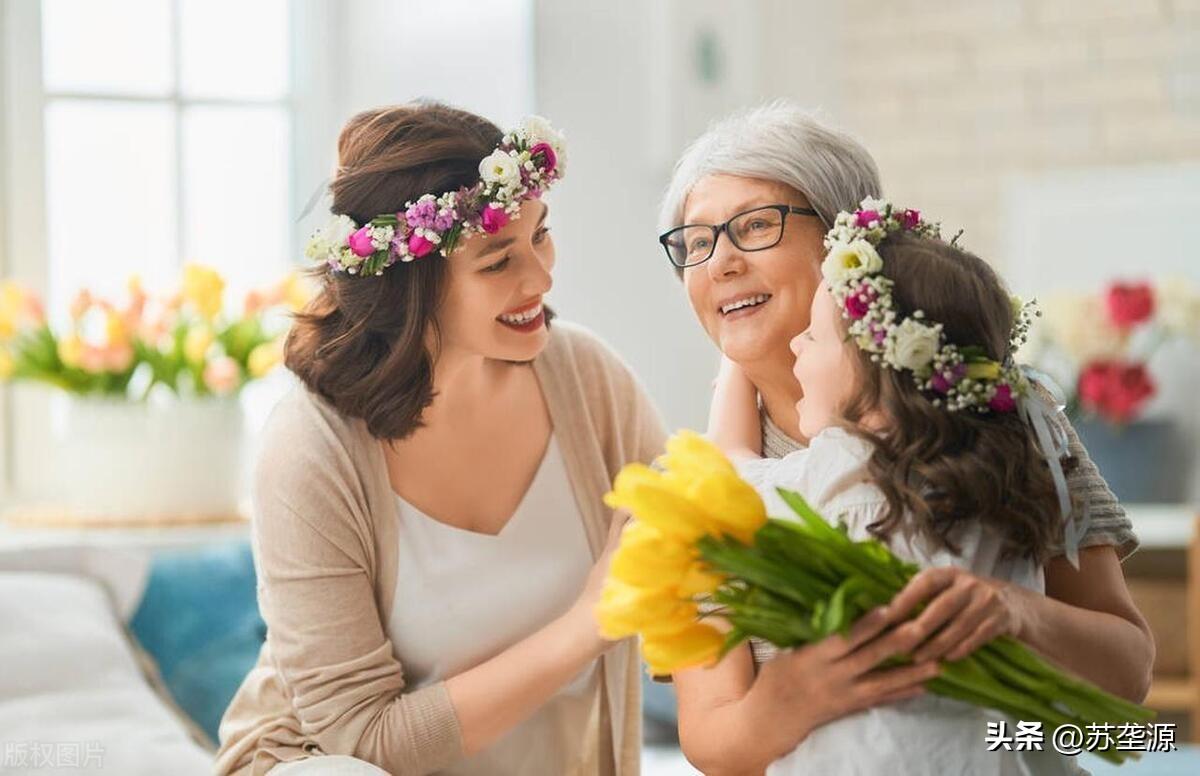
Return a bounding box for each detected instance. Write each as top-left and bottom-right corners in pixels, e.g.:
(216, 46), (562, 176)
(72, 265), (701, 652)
(837, 231), (1071, 563)
(285, 102), (553, 440)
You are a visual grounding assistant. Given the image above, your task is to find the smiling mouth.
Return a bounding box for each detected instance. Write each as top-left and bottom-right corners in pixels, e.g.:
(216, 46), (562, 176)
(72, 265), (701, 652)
(719, 293), (772, 316)
(496, 300), (545, 332)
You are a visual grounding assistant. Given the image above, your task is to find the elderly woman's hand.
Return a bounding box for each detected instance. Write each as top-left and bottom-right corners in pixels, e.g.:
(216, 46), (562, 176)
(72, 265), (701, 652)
(885, 566), (1027, 664)
(756, 606), (943, 739)
(676, 602), (944, 774)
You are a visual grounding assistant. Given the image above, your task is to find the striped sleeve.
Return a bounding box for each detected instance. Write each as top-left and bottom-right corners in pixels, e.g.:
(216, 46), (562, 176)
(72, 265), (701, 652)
(1043, 402), (1140, 561)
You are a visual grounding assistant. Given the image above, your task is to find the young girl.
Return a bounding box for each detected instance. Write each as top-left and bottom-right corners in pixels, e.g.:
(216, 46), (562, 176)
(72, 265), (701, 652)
(708, 200), (1090, 775)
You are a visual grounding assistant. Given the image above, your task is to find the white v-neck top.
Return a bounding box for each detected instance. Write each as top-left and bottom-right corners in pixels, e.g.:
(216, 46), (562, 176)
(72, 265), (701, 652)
(386, 434), (602, 775)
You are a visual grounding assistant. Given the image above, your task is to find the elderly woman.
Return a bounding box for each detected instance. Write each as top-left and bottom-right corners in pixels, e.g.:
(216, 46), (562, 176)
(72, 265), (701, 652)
(657, 102), (1155, 774)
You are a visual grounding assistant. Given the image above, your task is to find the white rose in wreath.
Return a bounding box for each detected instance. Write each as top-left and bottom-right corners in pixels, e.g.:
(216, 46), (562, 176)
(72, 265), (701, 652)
(891, 318), (941, 371)
(522, 115), (564, 150)
(479, 149), (520, 186)
(305, 214), (358, 261)
(822, 239), (884, 284)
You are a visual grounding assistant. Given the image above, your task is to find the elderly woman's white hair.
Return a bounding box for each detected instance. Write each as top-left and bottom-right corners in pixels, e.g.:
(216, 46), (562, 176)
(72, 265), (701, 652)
(659, 100), (882, 233)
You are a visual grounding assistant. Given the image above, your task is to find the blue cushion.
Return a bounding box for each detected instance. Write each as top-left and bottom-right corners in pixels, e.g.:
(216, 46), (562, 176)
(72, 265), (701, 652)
(128, 540), (265, 744)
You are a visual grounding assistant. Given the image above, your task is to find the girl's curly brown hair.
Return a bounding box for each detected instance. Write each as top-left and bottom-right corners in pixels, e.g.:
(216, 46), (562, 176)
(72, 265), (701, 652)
(837, 231), (1072, 563)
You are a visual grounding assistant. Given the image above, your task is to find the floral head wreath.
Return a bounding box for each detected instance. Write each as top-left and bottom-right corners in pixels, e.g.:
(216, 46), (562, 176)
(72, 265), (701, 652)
(820, 197), (1039, 414)
(304, 115), (566, 277)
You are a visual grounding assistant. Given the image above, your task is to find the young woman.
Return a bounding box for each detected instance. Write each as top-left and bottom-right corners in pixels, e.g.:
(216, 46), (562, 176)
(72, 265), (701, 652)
(657, 102), (1154, 775)
(215, 103), (664, 776)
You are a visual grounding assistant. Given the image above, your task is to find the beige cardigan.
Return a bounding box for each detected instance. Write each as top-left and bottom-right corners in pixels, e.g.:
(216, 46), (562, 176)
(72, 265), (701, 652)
(214, 321), (667, 776)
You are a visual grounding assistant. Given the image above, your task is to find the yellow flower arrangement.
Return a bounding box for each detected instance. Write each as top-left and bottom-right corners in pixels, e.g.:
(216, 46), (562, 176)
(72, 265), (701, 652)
(0, 266), (314, 398)
(598, 431), (1156, 765)
(597, 431), (764, 674)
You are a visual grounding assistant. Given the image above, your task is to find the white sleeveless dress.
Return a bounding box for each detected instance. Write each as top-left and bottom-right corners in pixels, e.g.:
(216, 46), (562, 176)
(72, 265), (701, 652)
(385, 434), (603, 776)
(737, 426), (1090, 776)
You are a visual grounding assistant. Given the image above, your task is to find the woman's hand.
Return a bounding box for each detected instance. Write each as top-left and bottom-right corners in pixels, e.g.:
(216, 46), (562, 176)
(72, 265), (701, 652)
(885, 566), (1026, 664)
(676, 604), (942, 774)
(755, 605), (944, 741)
(564, 510), (629, 654)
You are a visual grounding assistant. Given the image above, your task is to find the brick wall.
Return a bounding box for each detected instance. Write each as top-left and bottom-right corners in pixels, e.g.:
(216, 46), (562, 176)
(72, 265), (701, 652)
(824, 0), (1200, 266)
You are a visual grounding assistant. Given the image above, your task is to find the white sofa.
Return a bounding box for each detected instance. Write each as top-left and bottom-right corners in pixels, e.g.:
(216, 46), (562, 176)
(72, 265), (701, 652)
(0, 558), (213, 775)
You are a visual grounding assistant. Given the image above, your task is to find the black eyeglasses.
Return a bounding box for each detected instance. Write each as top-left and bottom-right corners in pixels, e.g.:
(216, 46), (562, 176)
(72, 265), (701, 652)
(658, 204), (822, 268)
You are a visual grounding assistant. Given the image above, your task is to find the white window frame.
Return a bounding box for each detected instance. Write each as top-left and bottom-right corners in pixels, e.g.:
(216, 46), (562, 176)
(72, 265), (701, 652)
(0, 0), (338, 501)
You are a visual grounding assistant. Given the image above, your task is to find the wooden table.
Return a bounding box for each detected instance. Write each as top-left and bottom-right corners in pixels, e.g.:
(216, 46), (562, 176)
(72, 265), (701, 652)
(1125, 505), (1200, 741)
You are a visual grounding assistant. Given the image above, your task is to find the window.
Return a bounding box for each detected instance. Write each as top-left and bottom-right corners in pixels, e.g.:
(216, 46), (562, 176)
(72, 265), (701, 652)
(39, 0), (291, 312)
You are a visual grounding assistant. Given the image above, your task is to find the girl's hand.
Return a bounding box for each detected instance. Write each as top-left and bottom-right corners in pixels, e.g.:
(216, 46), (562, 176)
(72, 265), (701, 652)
(887, 566), (1028, 663)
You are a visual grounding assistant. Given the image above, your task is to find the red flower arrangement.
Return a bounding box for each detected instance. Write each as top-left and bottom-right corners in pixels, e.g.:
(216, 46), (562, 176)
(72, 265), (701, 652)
(1035, 279), (1192, 426)
(1076, 360), (1156, 424)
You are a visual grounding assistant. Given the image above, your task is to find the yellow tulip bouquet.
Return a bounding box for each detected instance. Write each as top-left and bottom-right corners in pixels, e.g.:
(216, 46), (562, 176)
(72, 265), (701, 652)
(0, 264), (312, 398)
(597, 431), (1154, 766)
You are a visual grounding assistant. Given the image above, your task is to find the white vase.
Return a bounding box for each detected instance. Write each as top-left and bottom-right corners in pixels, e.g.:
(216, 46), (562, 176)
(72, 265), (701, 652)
(48, 393), (245, 520)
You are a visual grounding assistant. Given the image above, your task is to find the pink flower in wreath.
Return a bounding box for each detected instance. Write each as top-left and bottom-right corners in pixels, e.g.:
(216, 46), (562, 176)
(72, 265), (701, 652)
(530, 142), (557, 174)
(902, 209), (921, 229)
(480, 204), (510, 234)
(988, 383), (1017, 413)
(930, 363), (967, 395)
(844, 294), (871, 320)
(855, 209), (880, 228)
(348, 226), (376, 257)
(407, 233), (436, 259)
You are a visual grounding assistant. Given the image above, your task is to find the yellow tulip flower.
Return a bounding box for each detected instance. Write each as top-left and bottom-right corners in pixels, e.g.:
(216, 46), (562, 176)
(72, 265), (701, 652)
(609, 521), (693, 588)
(641, 623), (726, 675)
(183, 264), (226, 320)
(597, 431), (769, 674)
(247, 339), (283, 378)
(677, 562), (726, 598)
(608, 521), (725, 595)
(595, 579), (698, 640)
(661, 432), (767, 542)
(965, 360), (1001, 381)
(657, 430), (738, 480)
(0, 349), (13, 379)
(607, 431), (766, 545)
(0, 284), (23, 339)
(184, 326), (214, 364)
(604, 466), (712, 542)
(104, 309), (129, 344)
(279, 271), (315, 312)
(0, 282), (42, 341)
(58, 335), (84, 369)
(685, 468), (767, 545)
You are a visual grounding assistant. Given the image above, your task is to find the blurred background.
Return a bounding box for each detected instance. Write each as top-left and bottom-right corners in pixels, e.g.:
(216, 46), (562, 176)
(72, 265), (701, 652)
(1, 1), (1199, 774)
